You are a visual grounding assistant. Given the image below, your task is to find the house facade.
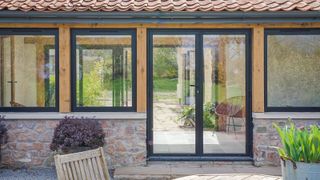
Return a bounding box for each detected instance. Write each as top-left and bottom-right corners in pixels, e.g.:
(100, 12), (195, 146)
(0, 0), (320, 168)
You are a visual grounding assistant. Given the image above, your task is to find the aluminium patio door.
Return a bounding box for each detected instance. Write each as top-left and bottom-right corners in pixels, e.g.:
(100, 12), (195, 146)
(147, 29), (252, 159)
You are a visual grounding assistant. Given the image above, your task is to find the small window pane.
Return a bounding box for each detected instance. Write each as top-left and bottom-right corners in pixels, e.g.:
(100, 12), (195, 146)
(0, 35), (56, 108)
(267, 33), (320, 108)
(75, 35), (133, 108)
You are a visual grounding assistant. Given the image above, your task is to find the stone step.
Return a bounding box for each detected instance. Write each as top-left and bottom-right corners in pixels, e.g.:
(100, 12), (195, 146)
(114, 162), (281, 180)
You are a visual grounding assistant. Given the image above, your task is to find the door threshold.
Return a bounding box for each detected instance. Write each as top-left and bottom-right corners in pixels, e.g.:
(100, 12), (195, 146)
(148, 156), (253, 162)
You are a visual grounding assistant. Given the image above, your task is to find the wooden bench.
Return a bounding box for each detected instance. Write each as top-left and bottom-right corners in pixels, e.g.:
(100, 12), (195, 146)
(54, 147), (110, 180)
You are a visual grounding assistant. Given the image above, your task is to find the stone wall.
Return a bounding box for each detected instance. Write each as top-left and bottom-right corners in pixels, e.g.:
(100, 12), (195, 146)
(253, 118), (320, 166)
(2, 114), (319, 168)
(1, 118), (146, 169)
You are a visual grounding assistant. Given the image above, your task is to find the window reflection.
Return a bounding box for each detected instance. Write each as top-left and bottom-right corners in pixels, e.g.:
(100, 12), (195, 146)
(75, 35), (133, 107)
(0, 35), (56, 108)
(203, 35), (246, 154)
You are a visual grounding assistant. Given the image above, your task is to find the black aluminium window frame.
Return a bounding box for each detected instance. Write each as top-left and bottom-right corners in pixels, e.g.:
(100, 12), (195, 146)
(264, 28), (320, 112)
(0, 28), (59, 112)
(71, 29), (137, 112)
(147, 29), (253, 161)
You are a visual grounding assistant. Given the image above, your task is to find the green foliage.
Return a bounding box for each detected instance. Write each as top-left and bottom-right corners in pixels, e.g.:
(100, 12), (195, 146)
(46, 75), (56, 107)
(78, 61), (104, 106)
(273, 119), (320, 163)
(154, 78), (177, 92)
(178, 106), (195, 127)
(153, 48), (178, 79)
(178, 103), (216, 129)
(203, 103), (216, 129)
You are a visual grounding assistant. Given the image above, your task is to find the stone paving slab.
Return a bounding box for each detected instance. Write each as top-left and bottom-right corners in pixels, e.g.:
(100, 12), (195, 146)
(175, 174), (281, 180)
(114, 163), (282, 180)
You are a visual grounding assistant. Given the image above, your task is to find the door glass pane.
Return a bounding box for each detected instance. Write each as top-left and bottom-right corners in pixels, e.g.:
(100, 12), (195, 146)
(75, 35), (132, 107)
(153, 35), (196, 154)
(203, 35), (246, 154)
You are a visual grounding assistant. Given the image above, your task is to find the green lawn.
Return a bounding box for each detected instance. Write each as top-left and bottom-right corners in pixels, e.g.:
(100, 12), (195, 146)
(153, 78), (178, 92)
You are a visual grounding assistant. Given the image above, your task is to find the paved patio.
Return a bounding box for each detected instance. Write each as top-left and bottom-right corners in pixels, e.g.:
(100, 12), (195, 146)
(0, 162), (282, 180)
(175, 174), (281, 180)
(114, 162), (282, 180)
(154, 131), (246, 154)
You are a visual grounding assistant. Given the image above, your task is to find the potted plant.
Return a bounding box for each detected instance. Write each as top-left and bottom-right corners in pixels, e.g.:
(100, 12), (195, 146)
(178, 103), (216, 129)
(0, 115), (8, 166)
(273, 120), (320, 180)
(50, 116), (105, 154)
(178, 106), (195, 127)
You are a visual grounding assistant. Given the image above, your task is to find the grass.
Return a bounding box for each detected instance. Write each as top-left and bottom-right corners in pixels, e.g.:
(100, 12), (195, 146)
(153, 78), (178, 92)
(153, 78), (243, 103)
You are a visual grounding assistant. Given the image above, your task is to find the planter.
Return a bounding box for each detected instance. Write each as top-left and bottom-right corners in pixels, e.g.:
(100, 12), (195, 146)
(281, 159), (320, 180)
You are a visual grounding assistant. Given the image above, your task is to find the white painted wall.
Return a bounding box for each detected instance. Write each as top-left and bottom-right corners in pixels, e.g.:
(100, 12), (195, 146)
(2, 36), (37, 107)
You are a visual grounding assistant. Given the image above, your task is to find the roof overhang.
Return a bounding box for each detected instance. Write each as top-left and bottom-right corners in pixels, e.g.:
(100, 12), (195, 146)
(0, 11), (320, 24)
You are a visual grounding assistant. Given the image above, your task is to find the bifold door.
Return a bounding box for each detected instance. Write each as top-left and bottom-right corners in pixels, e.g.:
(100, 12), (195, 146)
(147, 29), (252, 160)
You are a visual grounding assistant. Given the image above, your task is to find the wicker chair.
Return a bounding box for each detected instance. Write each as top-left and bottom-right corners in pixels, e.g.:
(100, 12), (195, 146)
(215, 96), (245, 134)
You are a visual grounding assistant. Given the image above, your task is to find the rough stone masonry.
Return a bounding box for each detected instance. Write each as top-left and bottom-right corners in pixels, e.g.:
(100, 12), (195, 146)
(253, 118), (320, 166)
(1, 117), (319, 168)
(1, 119), (146, 169)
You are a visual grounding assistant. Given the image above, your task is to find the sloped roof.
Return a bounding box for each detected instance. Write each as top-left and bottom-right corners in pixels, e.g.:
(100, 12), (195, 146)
(0, 0), (320, 12)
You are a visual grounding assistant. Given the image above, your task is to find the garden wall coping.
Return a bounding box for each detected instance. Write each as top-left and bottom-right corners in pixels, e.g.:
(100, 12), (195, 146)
(0, 112), (147, 120)
(253, 112), (320, 120)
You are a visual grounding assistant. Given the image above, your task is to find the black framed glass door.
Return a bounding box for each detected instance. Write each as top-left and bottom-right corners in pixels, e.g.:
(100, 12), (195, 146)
(147, 29), (252, 159)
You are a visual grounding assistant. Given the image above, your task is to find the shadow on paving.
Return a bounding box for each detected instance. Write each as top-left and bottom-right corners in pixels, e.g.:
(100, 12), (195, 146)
(0, 168), (57, 180)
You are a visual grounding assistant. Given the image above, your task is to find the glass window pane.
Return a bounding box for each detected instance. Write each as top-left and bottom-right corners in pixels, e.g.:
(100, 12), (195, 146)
(152, 35), (196, 154)
(75, 35), (132, 107)
(267, 34), (320, 107)
(203, 35), (246, 154)
(0, 35), (56, 108)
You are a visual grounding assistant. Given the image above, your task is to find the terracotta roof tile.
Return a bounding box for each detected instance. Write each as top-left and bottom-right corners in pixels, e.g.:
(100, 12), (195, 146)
(0, 0), (319, 12)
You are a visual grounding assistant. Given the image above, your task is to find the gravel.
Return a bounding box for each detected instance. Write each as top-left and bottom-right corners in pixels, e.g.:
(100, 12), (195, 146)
(0, 168), (57, 180)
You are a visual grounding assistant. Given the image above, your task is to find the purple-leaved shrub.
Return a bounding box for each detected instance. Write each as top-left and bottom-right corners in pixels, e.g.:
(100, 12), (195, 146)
(50, 116), (105, 152)
(0, 115), (7, 145)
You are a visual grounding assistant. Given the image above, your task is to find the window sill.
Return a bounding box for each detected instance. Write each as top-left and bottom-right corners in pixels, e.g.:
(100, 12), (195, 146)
(0, 112), (146, 120)
(252, 112), (320, 120)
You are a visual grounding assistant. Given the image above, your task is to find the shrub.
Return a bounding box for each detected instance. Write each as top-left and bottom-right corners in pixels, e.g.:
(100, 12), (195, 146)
(203, 103), (216, 129)
(178, 103), (216, 129)
(273, 119), (320, 163)
(0, 115), (8, 145)
(178, 106), (195, 127)
(50, 116), (105, 153)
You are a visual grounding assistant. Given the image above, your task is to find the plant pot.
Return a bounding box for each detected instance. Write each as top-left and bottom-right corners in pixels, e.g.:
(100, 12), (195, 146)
(281, 159), (320, 180)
